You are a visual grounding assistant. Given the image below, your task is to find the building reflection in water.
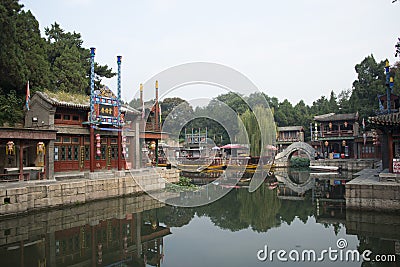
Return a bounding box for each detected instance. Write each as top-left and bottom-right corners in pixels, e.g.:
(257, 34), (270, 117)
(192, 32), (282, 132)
(0, 169), (399, 266)
(0, 196), (170, 267)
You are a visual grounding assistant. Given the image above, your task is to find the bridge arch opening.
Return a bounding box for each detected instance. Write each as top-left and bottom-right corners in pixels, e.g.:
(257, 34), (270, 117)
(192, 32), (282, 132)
(274, 142), (317, 167)
(287, 148), (312, 167)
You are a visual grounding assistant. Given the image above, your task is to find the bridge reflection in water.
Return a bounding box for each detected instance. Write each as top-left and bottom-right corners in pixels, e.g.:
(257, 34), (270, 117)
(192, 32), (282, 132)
(0, 169), (399, 266)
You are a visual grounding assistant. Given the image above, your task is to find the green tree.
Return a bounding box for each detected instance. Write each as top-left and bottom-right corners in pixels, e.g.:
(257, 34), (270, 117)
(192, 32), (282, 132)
(15, 10), (51, 90)
(160, 97), (194, 140)
(349, 55), (386, 118)
(238, 105), (275, 157)
(52, 46), (87, 92)
(0, 89), (24, 125)
(0, 0), (27, 91)
(216, 91), (248, 115)
(45, 22), (115, 93)
(328, 90), (339, 113)
(391, 61), (400, 95)
(337, 89), (351, 113)
(275, 99), (295, 126)
(311, 96), (329, 115)
(294, 100), (312, 140)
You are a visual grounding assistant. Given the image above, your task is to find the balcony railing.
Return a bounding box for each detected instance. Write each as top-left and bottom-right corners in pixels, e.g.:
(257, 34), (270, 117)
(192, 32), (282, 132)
(320, 130), (354, 137)
(277, 137), (300, 142)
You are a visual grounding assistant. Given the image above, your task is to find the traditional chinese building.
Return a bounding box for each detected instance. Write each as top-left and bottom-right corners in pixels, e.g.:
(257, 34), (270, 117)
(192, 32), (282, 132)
(139, 82), (169, 166)
(0, 127), (56, 180)
(354, 130), (381, 159)
(367, 59), (400, 173)
(276, 126), (304, 153)
(369, 112), (400, 173)
(24, 88), (141, 175)
(312, 113), (359, 159)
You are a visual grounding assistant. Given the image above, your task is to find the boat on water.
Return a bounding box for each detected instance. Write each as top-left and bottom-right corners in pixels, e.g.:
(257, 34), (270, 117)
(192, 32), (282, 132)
(309, 165), (341, 172)
(171, 142), (276, 172)
(176, 157), (275, 172)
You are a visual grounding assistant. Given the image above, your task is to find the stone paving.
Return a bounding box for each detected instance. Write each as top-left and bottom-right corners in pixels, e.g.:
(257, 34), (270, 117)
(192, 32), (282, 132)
(346, 168), (400, 211)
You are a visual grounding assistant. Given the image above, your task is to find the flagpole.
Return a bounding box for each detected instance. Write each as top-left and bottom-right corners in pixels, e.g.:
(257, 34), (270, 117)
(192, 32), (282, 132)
(140, 84), (144, 119)
(25, 81), (30, 111)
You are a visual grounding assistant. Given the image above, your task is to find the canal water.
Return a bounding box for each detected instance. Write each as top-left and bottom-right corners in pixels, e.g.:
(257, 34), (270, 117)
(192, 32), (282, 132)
(0, 169), (399, 266)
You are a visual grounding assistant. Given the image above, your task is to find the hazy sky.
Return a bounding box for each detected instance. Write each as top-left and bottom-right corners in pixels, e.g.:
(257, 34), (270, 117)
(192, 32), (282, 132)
(21, 0), (400, 105)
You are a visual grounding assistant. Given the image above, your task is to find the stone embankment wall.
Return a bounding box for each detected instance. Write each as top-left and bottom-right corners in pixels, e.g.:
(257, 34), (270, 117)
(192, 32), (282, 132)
(346, 169), (400, 212)
(156, 169), (180, 183)
(310, 159), (377, 171)
(346, 182), (400, 211)
(0, 169), (180, 216)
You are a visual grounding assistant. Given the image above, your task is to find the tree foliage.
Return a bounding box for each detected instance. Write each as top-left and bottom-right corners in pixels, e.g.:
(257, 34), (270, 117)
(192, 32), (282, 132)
(349, 55), (386, 119)
(45, 22), (115, 94)
(1, 1), (399, 133)
(0, 1), (115, 125)
(154, 54), (399, 145)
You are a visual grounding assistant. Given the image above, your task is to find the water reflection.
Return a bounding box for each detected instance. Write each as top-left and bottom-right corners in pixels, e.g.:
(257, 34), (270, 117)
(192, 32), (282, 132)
(0, 169), (399, 266)
(0, 195), (170, 267)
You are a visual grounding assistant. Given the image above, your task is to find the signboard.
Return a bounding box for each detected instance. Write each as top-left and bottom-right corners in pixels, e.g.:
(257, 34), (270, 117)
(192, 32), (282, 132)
(80, 146), (85, 169)
(93, 94), (121, 126)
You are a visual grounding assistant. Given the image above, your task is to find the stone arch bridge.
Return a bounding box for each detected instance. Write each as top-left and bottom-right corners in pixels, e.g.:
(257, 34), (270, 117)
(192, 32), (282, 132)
(274, 142), (316, 167)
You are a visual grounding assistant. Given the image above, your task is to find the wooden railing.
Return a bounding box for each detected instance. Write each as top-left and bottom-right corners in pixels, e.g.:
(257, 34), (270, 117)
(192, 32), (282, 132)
(277, 137), (300, 142)
(321, 130), (354, 137)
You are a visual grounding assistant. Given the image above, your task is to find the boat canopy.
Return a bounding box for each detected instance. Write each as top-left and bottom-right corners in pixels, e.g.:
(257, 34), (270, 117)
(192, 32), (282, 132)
(220, 144), (247, 149)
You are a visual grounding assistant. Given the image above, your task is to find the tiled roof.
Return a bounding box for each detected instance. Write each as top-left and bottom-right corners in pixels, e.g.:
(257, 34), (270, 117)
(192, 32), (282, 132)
(277, 126), (304, 132)
(36, 91), (90, 109)
(35, 91), (140, 114)
(369, 112), (400, 126)
(314, 112), (359, 122)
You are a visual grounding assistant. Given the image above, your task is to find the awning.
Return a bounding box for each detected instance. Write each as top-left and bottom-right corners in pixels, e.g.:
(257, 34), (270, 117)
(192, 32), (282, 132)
(220, 144), (246, 149)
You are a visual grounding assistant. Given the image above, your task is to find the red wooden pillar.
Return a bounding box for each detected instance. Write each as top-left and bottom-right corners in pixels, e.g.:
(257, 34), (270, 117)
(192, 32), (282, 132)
(90, 127), (95, 172)
(19, 141), (24, 181)
(107, 137), (111, 170)
(118, 131), (122, 170)
(388, 131), (394, 173)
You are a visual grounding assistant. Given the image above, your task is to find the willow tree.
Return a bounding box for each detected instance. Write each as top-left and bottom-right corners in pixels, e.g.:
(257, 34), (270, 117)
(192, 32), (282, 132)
(238, 105), (276, 157)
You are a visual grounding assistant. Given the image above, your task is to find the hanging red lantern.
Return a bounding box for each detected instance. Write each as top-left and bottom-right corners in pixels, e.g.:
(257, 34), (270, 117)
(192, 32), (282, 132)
(122, 136), (127, 156)
(96, 134), (101, 156)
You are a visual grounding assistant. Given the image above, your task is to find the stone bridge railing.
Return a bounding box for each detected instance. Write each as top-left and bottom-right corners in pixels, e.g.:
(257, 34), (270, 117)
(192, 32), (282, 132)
(274, 142), (316, 167)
